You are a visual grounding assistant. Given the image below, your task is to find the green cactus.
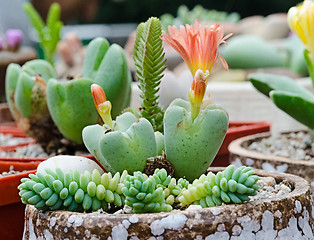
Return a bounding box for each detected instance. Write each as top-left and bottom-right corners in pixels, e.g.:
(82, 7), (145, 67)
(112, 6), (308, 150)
(18, 168), (127, 212)
(5, 37), (131, 152)
(164, 99), (229, 181)
(178, 165), (259, 207)
(122, 170), (172, 213)
(250, 73), (314, 130)
(133, 17), (166, 132)
(83, 112), (158, 174)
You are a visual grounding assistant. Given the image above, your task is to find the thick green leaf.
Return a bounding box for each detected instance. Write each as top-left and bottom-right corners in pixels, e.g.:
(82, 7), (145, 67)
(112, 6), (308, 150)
(271, 90), (314, 129)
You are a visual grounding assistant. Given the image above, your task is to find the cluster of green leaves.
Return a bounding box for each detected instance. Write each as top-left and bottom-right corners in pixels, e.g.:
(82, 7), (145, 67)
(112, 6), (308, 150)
(133, 17), (166, 132)
(23, 2), (63, 65)
(19, 168), (127, 212)
(178, 165), (259, 207)
(160, 5), (240, 31)
(19, 165), (259, 213)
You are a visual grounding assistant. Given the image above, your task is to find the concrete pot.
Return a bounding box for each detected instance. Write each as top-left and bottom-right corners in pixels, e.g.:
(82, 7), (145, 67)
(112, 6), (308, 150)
(229, 132), (314, 190)
(23, 168), (313, 239)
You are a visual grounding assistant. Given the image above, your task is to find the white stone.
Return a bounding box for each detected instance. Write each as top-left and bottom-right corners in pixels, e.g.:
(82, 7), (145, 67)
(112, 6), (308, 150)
(186, 205), (202, 211)
(129, 214), (139, 223)
(295, 200), (302, 213)
(210, 208), (221, 216)
(150, 214), (187, 236)
(232, 225), (242, 236)
(73, 217), (84, 227)
(111, 224), (128, 240)
(37, 155), (105, 175)
(217, 224), (225, 232)
(122, 220), (130, 229)
(49, 217), (56, 227)
(43, 229), (53, 240)
(205, 232), (230, 240)
(245, 158), (255, 166)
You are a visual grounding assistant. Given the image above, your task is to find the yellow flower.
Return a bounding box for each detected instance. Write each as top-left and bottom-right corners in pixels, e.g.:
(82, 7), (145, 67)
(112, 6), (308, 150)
(91, 84), (112, 127)
(288, 0), (314, 63)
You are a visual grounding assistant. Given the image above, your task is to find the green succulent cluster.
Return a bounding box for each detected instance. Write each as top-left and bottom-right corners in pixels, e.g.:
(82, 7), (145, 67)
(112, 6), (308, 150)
(18, 169), (127, 212)
(178, 165), (259, 207)
(19, 165), (259, 213)
(122, 169), (172, 213)
(160, 5), (240, 31)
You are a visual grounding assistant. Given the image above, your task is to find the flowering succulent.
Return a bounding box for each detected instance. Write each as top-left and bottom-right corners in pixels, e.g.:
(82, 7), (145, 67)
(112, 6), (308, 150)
(19, 17), (259, 214)
(288, 0), (314, 81)
(250, 0), (314, 132)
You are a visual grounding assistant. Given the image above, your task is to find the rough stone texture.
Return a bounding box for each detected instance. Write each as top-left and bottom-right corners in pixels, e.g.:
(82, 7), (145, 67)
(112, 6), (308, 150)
(229, 132), (314, 187)
(23, 169), (314, 240)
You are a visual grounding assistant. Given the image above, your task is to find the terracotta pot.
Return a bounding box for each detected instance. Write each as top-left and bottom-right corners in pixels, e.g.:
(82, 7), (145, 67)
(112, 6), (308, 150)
(0, 169), (37, 240)
(23, 168), (313, 239)
(211, 121), (271, 167)
(228, 132), (314, 190)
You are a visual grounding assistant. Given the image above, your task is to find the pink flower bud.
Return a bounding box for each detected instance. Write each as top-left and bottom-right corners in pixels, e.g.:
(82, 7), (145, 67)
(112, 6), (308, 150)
(6, 29), (23, 51)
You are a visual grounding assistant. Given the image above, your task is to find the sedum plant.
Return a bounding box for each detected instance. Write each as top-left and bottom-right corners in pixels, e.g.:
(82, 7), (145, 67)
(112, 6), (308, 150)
(23, 2), (62, 65)
(5, 37), (131, 153)
(19, 164), (259, 213)
(249, 0), (314, 134)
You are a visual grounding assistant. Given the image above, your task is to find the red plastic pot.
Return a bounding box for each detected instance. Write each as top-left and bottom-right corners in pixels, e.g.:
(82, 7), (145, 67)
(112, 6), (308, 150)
(0, 161), (39, 240)
(0, 123), (35, 151)
(211, 121), (271, 167)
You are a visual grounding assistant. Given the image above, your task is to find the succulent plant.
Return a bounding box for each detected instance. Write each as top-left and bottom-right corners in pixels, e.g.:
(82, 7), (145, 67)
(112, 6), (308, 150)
(164, 99), (229, 181)
(133, 17), (166, 132)
(178, 165), (259, 207)
(5, 37), (131, 153)
(18, 168), (127, 212)
(122, 170), (172, 213)
(83, 85), (158, 174)
(250, 73), (314, 131)
(23, 2), (62, 64)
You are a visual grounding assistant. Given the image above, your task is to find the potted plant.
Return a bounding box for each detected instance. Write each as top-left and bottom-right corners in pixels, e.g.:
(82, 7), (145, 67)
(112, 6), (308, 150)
(229, 0), (314, 190)
(19, 17), (313, 239)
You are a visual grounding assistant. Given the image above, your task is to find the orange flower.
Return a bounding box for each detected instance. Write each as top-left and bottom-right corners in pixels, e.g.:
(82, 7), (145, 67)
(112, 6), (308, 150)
(91, 84), (112, 127)
(161, 20), (231, 78)
(161, 20), (231, 120)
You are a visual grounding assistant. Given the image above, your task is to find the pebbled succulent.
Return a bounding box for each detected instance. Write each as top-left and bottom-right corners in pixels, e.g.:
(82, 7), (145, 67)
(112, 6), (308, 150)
(18, 168), (127, 212)
(122, 169), (173, 213)
(178, 165), (259, 207)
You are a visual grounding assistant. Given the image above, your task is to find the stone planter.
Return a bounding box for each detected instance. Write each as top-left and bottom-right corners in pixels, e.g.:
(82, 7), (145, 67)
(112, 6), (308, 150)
(229, 132), (314, 190)
(23, 168), (313, 239)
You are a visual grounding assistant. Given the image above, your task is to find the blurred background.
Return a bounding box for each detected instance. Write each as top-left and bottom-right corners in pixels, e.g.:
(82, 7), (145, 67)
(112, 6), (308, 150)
(0, 0), (302, 46)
